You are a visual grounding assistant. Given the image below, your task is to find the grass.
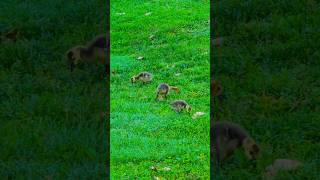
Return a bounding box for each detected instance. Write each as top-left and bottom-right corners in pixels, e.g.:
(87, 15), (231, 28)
(213, 0), (320, 179)
(110, 0), (210, 179)
(0, 0), (107, 178)
(2, 0), (316, 179)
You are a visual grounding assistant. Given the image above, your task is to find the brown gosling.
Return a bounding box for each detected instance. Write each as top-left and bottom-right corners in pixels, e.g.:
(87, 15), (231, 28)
(211, 80), (224, 116)
(211, 121), (260, 163)
(211, 79), (223, 97)
(170, 100), (192, 113)
(156, 83), (180, 100)
(131, 72), (153, 85)
(65, 34), (109, 72)
(1, 28), (19, 43)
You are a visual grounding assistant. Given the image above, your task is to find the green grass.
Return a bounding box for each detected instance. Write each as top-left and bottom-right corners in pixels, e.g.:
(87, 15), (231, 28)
(213, 0), (320, 179)
(0, 0), (107, 178)
(2, 0), (317, 179)
(110, 0), (210, 179)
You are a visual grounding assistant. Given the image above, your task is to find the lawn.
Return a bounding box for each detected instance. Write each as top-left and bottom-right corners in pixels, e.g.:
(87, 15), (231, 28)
(110, 0), (210, 179)
(0, 0), (107, 178)
(212, 0), (320, 179)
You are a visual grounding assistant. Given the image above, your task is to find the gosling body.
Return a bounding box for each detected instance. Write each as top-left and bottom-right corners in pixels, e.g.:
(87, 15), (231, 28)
(66, 34), (109, 72)
(1, 28), (19, 43)
(131, 72), (153, 84)
(170, 100), (192, 113)
(211, 80), (223, 97)
(156, 83), (180, 100)
(211, 121), (259, 162)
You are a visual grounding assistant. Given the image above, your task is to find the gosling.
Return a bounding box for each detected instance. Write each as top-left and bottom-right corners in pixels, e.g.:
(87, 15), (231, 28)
(211, 121), (260, 163)
(211, 80), (223, 97)
(1, 28), (19, 43)
(211, 80), (224, 113)
(170, 100), (192, 113)
(65, 34), (109, 72)
(156, 83), (180, 100)
(131, 72), (153, 85)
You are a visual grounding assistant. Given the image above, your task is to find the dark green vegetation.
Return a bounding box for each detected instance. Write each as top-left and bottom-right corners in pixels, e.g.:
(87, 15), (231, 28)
(0, 0), (107, 178)
(110, 0), (210, 178)
(213, 0), (320, 179)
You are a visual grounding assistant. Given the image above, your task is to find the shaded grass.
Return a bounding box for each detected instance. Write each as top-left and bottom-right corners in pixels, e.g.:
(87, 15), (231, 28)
(110, 0), (210, 178)
(0, 0), (107, 178)
(213, 0), (320, 179)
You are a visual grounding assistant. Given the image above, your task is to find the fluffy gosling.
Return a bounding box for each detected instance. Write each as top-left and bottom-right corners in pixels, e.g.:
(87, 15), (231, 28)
(170, 100), (192, 113)
(1, 28), (19, 43)
(65, 34), (109, 72)
(131, 72), (153, 85)
(211, 80), (223, 97)
(211, 121), (260, 163)
(211, 80), (224, 116)
(156, 83), (180, 100)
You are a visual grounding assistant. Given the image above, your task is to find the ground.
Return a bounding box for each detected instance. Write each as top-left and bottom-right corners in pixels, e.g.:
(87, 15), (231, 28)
(110, 0), (210, 179)
(213, 0), (320, 179)
(0, 0), (107, 178)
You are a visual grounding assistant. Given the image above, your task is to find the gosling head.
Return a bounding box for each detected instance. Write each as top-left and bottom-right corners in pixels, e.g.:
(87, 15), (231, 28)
(65, 46), (86, 72)
(186, 105), (192, 113)
(131, 76), (138, 84)
(242, 137), (260, 161)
